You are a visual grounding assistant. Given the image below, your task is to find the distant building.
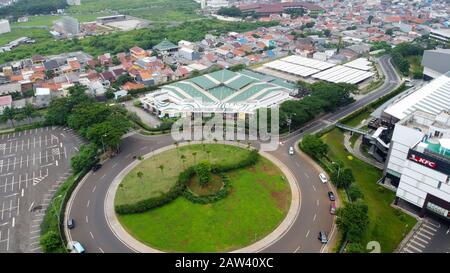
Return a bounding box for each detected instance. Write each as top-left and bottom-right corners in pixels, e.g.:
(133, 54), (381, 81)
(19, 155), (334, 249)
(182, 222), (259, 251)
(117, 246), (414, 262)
(421, 49), (450, 79)
(67, 0), (81, 5)
(54, 16), (80, 36)
(429, 28), (450, 44)
(178, 47), (200, 61)
(96, 15), (127, 24)
(34, 88), (51, 108)
(153, 39), (179, 55)
(207, 0), (229, 9)
(0, 19), (10, 34)
(0, 95), (12, 114)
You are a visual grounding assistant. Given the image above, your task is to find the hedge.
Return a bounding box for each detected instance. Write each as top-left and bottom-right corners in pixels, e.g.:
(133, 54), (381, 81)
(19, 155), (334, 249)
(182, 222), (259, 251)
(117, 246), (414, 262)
(183, 174), (231, 204)
(115, 149), (259, 214)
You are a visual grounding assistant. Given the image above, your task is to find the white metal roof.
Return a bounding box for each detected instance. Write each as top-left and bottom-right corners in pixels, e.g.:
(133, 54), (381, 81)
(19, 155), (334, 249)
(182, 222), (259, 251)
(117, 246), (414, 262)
(281, 55), (335, 71)
(263, 60), (319, 77)
(343, 58), (372, 71)
(311, 65), (374, 84)
(384, 72), (450, 120)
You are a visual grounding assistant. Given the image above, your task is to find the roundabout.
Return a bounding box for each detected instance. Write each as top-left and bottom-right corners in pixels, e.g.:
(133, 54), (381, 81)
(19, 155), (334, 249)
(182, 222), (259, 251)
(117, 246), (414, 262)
(105, 142), (300, 253)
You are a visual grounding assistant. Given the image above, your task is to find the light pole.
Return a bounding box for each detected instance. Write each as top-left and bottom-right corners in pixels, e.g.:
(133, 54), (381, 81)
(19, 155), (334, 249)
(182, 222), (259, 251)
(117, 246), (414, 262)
(51, 195), (64, 248)
(100, 133), (108, 153)
(286, 113), (296, 134)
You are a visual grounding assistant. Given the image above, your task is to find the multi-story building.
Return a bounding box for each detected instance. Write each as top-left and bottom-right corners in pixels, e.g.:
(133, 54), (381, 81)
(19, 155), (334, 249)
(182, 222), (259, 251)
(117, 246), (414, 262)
(384, 109), (450, 220)
(421, 49), (450, 79)
(429, 28), (450, 44)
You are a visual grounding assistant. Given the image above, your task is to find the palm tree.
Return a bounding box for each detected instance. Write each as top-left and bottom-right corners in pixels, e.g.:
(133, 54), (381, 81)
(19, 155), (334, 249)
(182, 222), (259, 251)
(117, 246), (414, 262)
(180, 154), (186, 169)
(3, 106), (15, 128)
(158, 164), (164, 175)
(137, 171), (144, 183)
(192, 152), (197, 164)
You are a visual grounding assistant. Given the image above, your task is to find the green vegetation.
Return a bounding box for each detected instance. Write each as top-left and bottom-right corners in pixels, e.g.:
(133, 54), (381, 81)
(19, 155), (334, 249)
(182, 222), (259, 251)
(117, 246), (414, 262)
(117, 156), (291, 252)
(391, 42), (424, 77)
(0, 103), (40, 127)
(0, 0), (67, 19)
(217, 6), (242, 17)
(67, 0), (200, 22)
(115, 144), (251, 206)
(279, 81), (356, 133)
(0, 19), (277, 64)
(321, 129), (416, 252)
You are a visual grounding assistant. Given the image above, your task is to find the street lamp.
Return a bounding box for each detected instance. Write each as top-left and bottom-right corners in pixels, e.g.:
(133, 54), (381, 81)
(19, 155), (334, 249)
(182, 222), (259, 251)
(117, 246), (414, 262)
(100, 133), (108, 153)
(332, 161), (341, 179)
(286, 113), (296, 134)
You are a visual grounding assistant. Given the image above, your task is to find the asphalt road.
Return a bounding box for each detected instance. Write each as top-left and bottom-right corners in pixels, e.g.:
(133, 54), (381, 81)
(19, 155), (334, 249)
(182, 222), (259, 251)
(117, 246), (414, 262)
(0, 126), (82, 253)
(66, 55), (401, 253)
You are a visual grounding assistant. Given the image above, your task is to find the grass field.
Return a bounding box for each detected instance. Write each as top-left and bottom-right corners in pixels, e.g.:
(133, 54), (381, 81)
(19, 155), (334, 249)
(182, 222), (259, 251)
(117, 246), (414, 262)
(115, 144), (252, 206)
(321, 129), (417, 252)
(67, 0), (201, 22)
(117, 156), (291, 252)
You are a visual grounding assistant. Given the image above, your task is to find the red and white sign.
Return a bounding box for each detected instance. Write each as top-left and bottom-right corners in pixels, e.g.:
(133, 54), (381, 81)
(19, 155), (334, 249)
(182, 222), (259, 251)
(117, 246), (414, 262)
(409, 154), (437, 169)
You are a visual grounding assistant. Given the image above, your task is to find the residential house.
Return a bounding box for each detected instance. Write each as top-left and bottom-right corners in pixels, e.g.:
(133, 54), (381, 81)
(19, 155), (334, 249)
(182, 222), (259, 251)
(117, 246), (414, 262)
(34, 88), (51, 108)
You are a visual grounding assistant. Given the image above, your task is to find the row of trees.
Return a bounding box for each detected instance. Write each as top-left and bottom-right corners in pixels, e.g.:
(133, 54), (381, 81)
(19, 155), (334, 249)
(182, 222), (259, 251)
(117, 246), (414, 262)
(0, 103), (40, 127)
(44, 85), (131, 172)
(300, 134), (369, 252)
(279, 81), (356, 132)
(217, 6), (242, 17)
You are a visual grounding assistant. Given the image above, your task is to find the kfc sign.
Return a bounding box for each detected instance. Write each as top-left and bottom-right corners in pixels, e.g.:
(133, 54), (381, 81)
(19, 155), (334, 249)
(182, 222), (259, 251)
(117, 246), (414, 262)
(409, 153), (437, 169)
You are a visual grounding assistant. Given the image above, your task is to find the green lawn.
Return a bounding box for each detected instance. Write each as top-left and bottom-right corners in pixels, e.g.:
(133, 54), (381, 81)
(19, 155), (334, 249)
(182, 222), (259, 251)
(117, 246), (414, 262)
(321, 129), (416, 252)
(118, 156), (291, 252)
(115, 144), (252, 206)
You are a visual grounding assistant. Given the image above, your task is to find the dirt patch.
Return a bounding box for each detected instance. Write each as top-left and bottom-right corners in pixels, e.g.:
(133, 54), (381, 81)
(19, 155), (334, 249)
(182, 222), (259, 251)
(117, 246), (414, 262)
(271, 190), (289, 211)
(261, 164), (278, 176)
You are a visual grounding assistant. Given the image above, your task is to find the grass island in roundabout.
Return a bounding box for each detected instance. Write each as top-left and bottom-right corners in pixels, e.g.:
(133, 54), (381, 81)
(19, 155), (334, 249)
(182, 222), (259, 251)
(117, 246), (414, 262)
(113, 144), (292, 252)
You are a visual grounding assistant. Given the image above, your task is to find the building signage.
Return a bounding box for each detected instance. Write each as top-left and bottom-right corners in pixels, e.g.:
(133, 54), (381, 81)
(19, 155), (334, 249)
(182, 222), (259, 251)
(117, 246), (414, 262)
(408, 153), (437, 169)
(407, 149), (450, 175)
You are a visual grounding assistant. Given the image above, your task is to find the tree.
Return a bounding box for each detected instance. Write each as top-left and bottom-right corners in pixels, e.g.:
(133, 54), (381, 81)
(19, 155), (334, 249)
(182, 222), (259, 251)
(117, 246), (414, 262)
(336, 201), (370, 243)
(71, 143), (98, 173)
(105, 89), (115, 100)
(195, 161), (212, 188)
(331, 168), (355, 189)
(158, 164), (164, 174)
(85, 121), (127, 152)
(137, 171), (144, 183)
(192, 152), (197, 164)
(3, 106), (16, 127)
(323, 29), (331, 37)
(367, 15), (374, 24)
(348, 184), (364, 201)
(385, 28), (394, 36)
(180, 154), (186, 169)
(40, 231), (63, 253)
(301, 135), (328, 160)
(23, 103), (36, 124)
(217, 6), (242, 17)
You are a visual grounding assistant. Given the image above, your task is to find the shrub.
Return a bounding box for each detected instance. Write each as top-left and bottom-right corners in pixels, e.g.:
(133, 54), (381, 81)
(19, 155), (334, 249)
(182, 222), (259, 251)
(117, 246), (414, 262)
(195, 160), (212, 187)
(348, 184), (364, 201)
(40, 231), (63, 253)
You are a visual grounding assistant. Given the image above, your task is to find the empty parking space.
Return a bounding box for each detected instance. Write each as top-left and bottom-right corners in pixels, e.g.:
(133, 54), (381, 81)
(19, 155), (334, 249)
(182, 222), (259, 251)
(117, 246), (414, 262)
(0, 126), (83, 253)
(400, 220), (443, 253)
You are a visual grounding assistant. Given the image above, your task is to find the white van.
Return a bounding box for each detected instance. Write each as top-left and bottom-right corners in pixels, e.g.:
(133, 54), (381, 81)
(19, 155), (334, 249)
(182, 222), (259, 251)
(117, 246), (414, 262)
(69, 241), (85, 253)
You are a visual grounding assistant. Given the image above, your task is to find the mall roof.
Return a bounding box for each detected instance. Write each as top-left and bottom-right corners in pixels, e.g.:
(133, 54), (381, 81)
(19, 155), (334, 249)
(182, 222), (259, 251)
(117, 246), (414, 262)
(343, 58), (372, 71)
(141, 69), (295, 115)
(311, 65), (374, 84)
(384, 72), (450, 120)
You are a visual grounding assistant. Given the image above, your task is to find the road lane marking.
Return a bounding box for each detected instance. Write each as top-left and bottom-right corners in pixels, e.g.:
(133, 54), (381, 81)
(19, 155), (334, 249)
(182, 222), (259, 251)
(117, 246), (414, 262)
(305, 230), (310, 238)
(294, 246), (300, 253)
(313, 213), (316, 222)
(11, 217), (15, 227)
(86, 215), (89, 223)
(99, 247), (104, 253)
(90, 232), (94, 239)
(304, 172), (309, 178)
(312, 185), (316, 192)
(86, 200), (90, 208)
(92, 186), (96, 193)
(28, 201), (35, 212)
(317, 199), (320, 206)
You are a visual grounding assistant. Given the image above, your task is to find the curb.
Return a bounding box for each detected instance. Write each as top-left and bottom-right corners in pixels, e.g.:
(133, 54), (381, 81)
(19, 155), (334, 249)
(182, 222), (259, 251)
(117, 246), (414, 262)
(104, 141), (301, 253)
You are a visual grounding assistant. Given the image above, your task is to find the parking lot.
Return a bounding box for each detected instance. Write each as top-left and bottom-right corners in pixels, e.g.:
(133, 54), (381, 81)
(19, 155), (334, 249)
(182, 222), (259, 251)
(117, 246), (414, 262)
(0, 126), (83, 253)
(400, 217), (450, 253)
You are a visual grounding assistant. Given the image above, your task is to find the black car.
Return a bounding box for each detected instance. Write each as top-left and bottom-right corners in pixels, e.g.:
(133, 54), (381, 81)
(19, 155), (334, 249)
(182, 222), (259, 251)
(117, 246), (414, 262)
(318, 231), (328, 244)
(328, 191), (335, 201)
(67, 219), (75, 229)
(92, 163), (102, 172)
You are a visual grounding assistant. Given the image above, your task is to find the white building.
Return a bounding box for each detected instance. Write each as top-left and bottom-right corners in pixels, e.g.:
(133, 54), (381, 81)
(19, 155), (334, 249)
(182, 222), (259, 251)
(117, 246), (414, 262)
(35, 88), (51, 108)
(207, 0), (229, 9)
(0, 19), (11, 34)
(429, 28), (450, 44)
(384, 109), (450, 220)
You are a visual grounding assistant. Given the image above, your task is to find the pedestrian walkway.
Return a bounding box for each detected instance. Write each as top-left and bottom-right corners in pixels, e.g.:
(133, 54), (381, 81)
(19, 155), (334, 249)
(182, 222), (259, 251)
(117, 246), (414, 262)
(343, 132), (384, 169)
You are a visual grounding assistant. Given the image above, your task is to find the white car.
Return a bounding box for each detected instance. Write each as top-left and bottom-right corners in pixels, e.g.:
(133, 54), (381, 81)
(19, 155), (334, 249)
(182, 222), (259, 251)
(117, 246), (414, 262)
(68, 241), (85, 253)
(319, 173), (328, 183)
(288, 146), (294, 155)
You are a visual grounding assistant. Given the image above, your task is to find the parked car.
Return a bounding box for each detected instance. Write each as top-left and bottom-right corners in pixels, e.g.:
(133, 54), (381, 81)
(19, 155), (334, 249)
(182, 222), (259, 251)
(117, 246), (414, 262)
(92, 163), (102, 172)
(319, 173), (328, 183)
(67, 219), (75, 229)
(288, 146), (294, 155)
(68, 241), (85, 253)
(328, 191), (335, 201)
(330, 203), (336, 215)
(318, 231), (328, 244)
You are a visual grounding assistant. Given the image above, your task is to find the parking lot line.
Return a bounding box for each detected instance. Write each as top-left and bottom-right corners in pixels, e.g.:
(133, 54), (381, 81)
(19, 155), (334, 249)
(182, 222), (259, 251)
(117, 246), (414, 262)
(407, 243), (423, 252)
(410, 239), (426, 248)
(416, 231), (432, 240)
(422, 224), (438, 232)
(420, 228), (435, 236)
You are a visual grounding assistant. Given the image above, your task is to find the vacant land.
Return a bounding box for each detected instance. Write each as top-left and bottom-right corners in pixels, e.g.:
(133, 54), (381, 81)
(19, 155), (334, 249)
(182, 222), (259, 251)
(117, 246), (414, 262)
(115, 144), (252, 206)
(118, 156), (291, 252)
(321, 129), (416, 252)
(67, 0), (201, 22)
